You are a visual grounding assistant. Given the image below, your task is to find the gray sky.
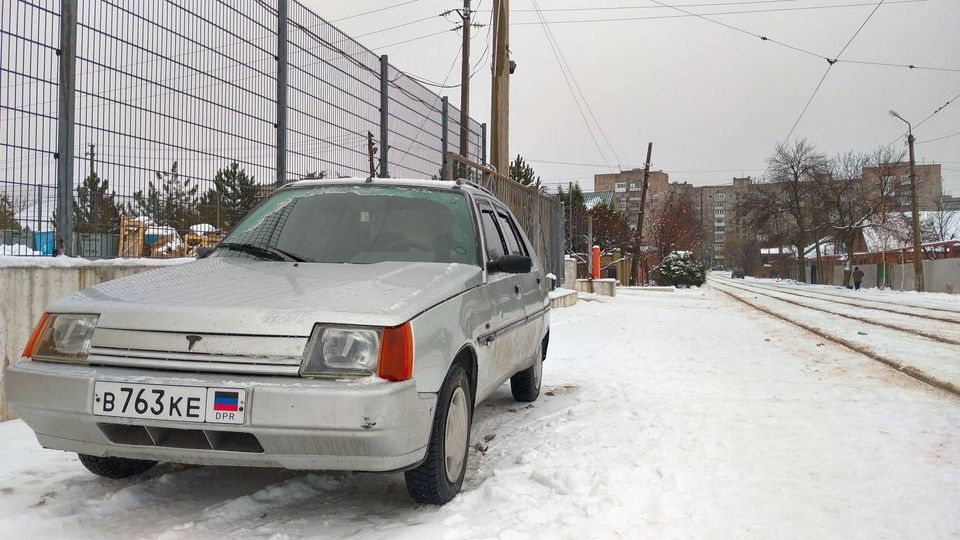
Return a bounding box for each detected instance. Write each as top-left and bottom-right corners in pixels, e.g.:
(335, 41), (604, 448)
(314, 0), (960, 195)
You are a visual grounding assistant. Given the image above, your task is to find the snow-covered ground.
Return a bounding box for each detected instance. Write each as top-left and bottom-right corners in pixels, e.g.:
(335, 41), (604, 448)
(0, 255), (195, 268)
(2, 289), (960, 538)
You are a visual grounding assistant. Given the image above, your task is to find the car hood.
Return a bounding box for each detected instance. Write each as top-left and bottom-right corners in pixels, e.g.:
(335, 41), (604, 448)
(51, 258), (483, 336)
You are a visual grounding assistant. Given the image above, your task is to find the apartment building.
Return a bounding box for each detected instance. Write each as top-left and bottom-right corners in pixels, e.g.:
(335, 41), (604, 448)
(696, 177), (755, 267)
(861, 163), (942, 211)
(594, 169), (670, 224)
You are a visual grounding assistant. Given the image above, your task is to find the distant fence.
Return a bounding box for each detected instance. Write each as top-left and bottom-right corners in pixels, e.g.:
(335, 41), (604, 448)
(1, 0), (486, 257)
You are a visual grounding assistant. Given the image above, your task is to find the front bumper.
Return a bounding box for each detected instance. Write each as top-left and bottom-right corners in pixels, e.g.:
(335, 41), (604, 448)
(3, 360), (436, 472)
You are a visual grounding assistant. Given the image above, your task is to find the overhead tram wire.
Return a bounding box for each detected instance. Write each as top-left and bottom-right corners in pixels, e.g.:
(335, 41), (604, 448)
(530, 0), (617, 172)
(917, 131), (960, 145)
(639, 0), (951, 73)
(531, 0), (623, 168)
(510, 0), (926, 24)
(782, 0), (885, 141)
(885, 91), (960, 148)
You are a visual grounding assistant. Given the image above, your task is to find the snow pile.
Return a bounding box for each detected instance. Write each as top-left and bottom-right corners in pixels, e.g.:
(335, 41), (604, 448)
(190, 223), (216, 234)
(0, 244), (40, 256)
(652, 250), (705, 287)
(0, 255), (195, 268)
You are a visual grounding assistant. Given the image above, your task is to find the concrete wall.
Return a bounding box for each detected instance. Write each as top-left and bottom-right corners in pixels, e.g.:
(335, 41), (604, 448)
(830, 259), (959, 293)
(0, 264), (177, 421)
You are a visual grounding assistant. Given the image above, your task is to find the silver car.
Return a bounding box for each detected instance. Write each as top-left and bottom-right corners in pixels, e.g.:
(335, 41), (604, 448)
(4, 178), (550, 505)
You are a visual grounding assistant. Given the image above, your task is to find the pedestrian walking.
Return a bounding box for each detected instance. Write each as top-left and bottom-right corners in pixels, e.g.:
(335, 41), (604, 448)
(852, 266), (864, 291)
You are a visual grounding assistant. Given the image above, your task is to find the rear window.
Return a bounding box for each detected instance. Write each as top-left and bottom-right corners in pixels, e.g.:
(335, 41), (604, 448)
(217, 185), (479, 265)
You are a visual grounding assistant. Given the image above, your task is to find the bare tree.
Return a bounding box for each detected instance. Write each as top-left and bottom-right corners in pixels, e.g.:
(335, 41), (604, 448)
(863, 147), (908, 288)
(764, 139), (828, 282)
(647, 191), (702, 260)
(817, 150), (872, 285)
(921, 195), (960, 244)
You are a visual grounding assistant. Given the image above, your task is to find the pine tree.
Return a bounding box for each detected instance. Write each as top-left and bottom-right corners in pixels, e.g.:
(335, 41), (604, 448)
(198, 161), (261, 230)
(509, 154), (541, 189)
(73, 172), (120, 233)
(0, 193), (20, 231)
(130, 161), (199, 238)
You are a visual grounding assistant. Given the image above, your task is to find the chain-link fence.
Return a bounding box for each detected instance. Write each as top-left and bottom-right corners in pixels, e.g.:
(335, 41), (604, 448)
(1, 0), (486, 258)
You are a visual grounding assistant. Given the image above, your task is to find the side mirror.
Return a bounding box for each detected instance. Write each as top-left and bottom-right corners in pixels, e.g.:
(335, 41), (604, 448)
(487, 255), (532, 274)
(196, 247), (213, 259)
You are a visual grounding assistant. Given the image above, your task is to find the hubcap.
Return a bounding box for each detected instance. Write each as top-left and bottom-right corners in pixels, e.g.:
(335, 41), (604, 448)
(444, 386), (469, 484)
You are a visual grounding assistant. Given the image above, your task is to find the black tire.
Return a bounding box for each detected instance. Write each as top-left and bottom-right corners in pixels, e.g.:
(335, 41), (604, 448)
(510, 340), (545, 402)
(405, 363), (473, 505)
(77, 453), (157, 479)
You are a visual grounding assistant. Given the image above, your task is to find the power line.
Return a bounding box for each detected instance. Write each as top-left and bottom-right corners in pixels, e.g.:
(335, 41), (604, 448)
(885, 91), (960, 147)
(393, 42), (463, 169)
(917, 131), (960, 145)
(352, 15), (439, 39)
(530, 0), (618, 171)
(782, 0), (885, 141)
(496, 0), (806, 12)
(331, 0), (419, 23)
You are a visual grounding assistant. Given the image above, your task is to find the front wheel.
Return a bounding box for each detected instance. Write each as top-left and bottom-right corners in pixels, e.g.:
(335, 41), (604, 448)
(77, 454), (157, 479)
(404, 363), (473, 505)
(510, 341), (544, 402)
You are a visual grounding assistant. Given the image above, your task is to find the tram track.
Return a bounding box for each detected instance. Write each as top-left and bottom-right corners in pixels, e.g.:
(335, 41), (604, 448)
(707, 275), (960, 399)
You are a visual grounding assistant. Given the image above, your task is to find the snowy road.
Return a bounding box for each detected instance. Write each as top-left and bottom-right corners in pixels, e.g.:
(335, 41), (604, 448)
(2, 289), (960, 538)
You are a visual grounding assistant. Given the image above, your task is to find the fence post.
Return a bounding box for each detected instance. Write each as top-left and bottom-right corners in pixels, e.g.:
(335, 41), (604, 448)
(275, 0), (288, 187)
(481, 123), (487, 165)
(440, 97), (449, 179)
(379, 55), (389, 178)
(55, 0), (78, 256)
(555, 197), (564, 280)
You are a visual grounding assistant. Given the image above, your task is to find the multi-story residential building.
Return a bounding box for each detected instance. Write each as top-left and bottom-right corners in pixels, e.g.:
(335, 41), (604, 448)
(594, 169), (669, 224)
(696, 177), (755, 268)
(861, 163), (942, 211)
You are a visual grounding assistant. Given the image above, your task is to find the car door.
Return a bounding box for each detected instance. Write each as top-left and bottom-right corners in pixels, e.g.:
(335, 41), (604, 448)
(475, 198), (527, 395)
(493, 205), (548, 367)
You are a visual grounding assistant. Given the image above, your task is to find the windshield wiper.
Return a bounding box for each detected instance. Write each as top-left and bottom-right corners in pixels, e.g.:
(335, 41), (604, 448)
(217, 242), (286, 261)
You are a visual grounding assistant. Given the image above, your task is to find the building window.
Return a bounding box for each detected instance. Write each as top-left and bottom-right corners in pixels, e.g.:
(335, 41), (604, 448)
(615, 182), (626, 192)
(629, 182), (639, 189)
(715, 226), (725, 233)
(715, 208), (724, 216)
(714, 243), (724, 251)
(716, 193), (725, 200)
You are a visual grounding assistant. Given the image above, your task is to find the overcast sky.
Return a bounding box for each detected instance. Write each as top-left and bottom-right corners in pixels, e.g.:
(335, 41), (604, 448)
(312, 0), (959, 195)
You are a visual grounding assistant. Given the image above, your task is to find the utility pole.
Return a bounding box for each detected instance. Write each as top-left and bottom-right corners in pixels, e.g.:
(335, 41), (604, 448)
(86, 142), (95, 180)
(890, 109), (924, 292)
(628, 142), (653, 285)
(458, 0), (471, 175)
(490, 0), (509, 174)
(367, 131), (377, 179)
(907, 132), (924, 291)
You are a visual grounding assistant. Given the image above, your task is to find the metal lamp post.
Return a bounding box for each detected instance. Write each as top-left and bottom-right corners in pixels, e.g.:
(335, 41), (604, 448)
(888, 110), (924, 292)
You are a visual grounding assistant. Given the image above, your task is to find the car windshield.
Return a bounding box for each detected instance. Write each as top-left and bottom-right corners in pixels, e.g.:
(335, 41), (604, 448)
(214, 184), (479, 266)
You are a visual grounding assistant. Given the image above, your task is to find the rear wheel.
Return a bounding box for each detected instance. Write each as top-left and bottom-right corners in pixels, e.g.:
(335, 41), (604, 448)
(77, 454), (157, 479)
(405, 363), (473, 505)
(510, 340), (544, 402)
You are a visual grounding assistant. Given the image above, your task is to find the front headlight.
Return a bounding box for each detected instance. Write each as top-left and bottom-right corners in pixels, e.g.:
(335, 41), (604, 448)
(26, 313), (99, 363)
(301, 326), (381, 378)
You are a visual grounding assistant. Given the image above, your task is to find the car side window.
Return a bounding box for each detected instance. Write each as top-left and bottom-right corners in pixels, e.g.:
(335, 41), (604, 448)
(478, 203), (507, 260)
(495, 210), (528, 256)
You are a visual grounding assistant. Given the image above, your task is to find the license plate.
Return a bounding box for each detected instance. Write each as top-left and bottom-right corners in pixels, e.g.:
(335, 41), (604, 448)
(93, 382), (246, 425)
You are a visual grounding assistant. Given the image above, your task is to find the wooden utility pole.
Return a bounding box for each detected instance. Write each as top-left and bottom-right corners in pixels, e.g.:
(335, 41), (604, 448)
(458, 0), (471, 170)
(628, 142), (653, 285)
(490, 0), (509, 174)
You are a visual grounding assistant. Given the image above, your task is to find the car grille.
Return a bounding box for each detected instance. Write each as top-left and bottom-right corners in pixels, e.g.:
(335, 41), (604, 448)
(87, 328), (307, 376)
